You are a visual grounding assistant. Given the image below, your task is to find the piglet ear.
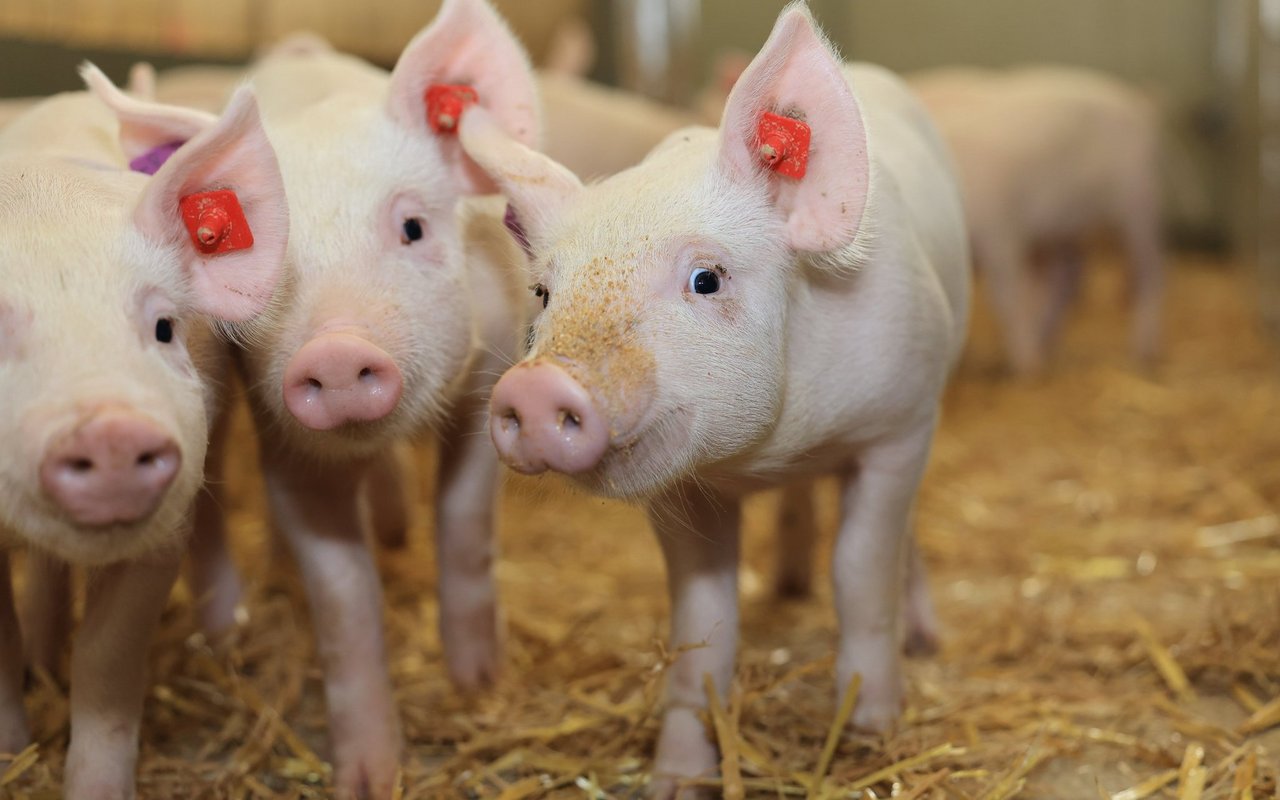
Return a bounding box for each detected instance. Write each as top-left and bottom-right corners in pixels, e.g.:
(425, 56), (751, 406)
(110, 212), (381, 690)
(127, 62), (157, 100)
(716, 4), (869, 254)
(386, 0), (540, 195)
(459, 107), (581, 248)
(132, 88), (288, 323)
(80, 62), (218, 163)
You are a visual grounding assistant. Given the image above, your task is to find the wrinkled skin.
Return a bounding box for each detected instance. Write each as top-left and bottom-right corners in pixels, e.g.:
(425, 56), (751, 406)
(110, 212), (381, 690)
(463, 5), (969, 795)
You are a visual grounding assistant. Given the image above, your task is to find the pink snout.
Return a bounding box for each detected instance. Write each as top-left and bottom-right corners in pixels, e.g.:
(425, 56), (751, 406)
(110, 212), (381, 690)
(490, 359), (609, 475)
(283, 333), (404, 431)
(40, 409), (181, 527)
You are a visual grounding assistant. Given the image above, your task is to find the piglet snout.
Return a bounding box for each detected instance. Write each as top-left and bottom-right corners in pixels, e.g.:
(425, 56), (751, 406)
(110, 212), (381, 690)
(283, 333), (404, 431)
(490, 359), (609, 475)
(40, 409), (181, 527)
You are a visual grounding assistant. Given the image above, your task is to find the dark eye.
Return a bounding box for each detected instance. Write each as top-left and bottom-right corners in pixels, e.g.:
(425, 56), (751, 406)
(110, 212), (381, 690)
(401, 217), (425, 244)
(155, 317), (175, 343)
(531, 282), (549, 309)
(689, 267), (722, 295)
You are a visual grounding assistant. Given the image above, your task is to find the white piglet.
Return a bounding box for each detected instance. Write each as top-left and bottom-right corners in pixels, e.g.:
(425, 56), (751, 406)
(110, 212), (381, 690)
(910, 66), (1163, 374)
(461, 4), (969, 793)
(187, 0), (534, 796)
(0, 78), (286, 798)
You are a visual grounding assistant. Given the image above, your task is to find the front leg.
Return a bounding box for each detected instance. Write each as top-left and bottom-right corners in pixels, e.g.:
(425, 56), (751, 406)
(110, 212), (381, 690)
(648, 485), (740, 798)
(263, 454), (400, 800)
(0, 552), (30, 758)
(64, 550), (181, 800)
(834, 423), (935, 732)
(434, 392), (503, 689)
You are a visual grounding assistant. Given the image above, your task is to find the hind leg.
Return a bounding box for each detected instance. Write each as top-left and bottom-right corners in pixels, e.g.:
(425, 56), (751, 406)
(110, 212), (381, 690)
(21, 551), (71, 680)
(0, 553), (30, 757)
(1120, 194), (1164, 365)
(978, 234), (1045, 376)
(186, 409), (243, 637)
(774, 481), (818, 598)
(363, 444), (414, 551)
(1037, 242), (1084, 357)
(903, 527), (940, 656)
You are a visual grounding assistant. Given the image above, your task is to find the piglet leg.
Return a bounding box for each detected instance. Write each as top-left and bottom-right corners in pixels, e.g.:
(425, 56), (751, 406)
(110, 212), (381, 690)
(774, 480), (817, 598)
(263, 454), (400, 800)
(0, 552), (31, 758)
(833, 423), (934, 732)
(20, 551), (71, 679)
(186, 410), (243, 636)
(363, 445), (413, 551)
(63, 550), (181, 800)
(978, 235), (1045, 376)
(648, 485), (740, 799)
(435, 391), (502, 689)
(902, 528), (940, 656)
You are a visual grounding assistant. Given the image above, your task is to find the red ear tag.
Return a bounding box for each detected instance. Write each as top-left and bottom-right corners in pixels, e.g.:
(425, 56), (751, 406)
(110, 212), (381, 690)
(179, 190), (253, 255)
(756, 111), (811, 179)
(426, 84), (479, 133)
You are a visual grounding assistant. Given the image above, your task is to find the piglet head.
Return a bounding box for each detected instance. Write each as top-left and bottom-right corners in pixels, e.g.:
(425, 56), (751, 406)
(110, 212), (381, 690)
(0, 79), (288, 565)
(463, 3), (871, 498)
(236, 0), (539, 460)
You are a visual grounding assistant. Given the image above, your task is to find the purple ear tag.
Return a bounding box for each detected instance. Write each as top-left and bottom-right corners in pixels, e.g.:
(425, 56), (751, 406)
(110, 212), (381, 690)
(129, 141), (185, 175)
(503, 203), (531, 256)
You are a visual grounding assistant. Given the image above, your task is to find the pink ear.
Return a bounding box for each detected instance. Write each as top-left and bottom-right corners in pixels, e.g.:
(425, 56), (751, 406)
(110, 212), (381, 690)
(133, 88), (288, 323)
(717, 6), (869, 254)
(459, 107), (581, 247)
(386, 0), (540, 195)
(80, 62), (218, 162)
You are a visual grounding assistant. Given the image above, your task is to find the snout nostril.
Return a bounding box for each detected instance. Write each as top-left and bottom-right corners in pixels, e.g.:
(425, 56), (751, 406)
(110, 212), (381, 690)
(559, 410), (582, 430)
(358, 367), (373, 380)
(306, 377), (322, 390)
(70, 458), (93, 473)
(501, 409), (521, 431)
(136, 452), (155, 467)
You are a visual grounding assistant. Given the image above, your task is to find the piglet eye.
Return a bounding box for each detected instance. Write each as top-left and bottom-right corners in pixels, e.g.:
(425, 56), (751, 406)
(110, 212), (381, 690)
(155, 318), (175, 344)
(531, 282), (549, 309)
(401, 217), (425, 245)
(689, 267), (722, 295)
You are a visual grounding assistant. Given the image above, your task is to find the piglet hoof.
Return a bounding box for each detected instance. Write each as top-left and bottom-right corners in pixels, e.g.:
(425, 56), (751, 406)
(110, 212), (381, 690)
(443, 627), (502, 689)
(649, 706), (717, 799)
(332, 739), (401, 800)
(838, 650), (905, 734)
(902, 623), (940, 658)
(441, 599), (502, 690)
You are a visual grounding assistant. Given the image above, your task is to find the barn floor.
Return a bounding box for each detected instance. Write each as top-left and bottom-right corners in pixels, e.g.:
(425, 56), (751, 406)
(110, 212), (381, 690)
(5, 254), (1280, 799)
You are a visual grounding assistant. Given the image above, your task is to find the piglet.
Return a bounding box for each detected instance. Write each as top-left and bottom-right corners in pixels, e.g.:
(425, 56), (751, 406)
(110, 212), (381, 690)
(186, 1), (534, 796)
(460, 5), (970, 793)
(0, 72), (286, 798)
(909, 66), (1164, 374)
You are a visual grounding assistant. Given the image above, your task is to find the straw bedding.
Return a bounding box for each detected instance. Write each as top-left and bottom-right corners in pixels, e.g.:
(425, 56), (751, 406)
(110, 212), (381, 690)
(3, 254), (1278, 798)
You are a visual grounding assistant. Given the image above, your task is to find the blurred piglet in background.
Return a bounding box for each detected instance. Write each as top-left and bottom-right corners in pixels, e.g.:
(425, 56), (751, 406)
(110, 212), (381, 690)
(0, 72), (286, 798)
(178, 0), (533, 795)
(461, 3), (970, 795)
(910, 66), (1165, 375)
